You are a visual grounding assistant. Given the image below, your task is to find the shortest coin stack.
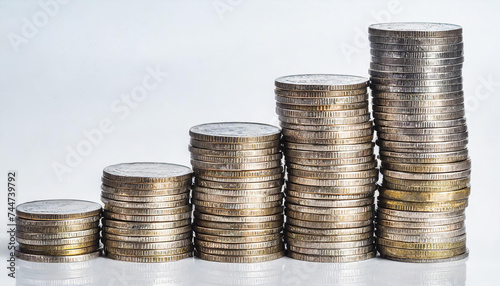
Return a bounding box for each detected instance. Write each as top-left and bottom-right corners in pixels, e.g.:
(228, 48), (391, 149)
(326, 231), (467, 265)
(101, 162), (193, 263)
(16, 199), (102, 262)
(190, 122), (285, 263)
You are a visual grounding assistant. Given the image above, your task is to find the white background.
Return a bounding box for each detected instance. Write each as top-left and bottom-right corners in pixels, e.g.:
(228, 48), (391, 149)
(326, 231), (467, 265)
(1, 0), (500, 285)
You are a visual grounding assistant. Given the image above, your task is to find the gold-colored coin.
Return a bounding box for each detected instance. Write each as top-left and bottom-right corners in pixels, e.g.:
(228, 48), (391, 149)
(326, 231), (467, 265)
(19, 244), (100, 256)
(16, 250), (101, 263)
(193, 192), (283, 204)
(285, 209), (373, 222)
(193, 225), (281, 237)
(195, 205), (283, 217)
(378, 198), (468, 212)
(16, 228), (99, 240)
(287, 250), (376, 262)
(195, 251), (284, 263)
(193, 199), (281, 210)
(382, 176), (470, 188)
(16, 234), (99, 246)
(377, 245), (466, 259)
(194, 218), (283, 230)
(285, 190), (373, 200)
(381, 159), (471, 173)
(196, 245), (283, 256)
(103, 211), (191, 222)
(195, 233), (281, 244)
(106, 252), (192, 262)
(286, 204), (372, 215)
(194, 238), (282, 250)
(376, 223), (465, 235)
(102, 225), (191, 236)
(18, 241), (98, 251)
(103, 205), (190, 216)
(379, 187), (470, 202)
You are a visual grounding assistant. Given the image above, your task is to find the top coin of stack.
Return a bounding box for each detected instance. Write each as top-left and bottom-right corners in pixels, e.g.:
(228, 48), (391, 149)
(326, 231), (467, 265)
(275, 74), (377, 263)
(189, 122), (285, 263)
(100, 162), (193, 263)
(16, 199), (102, 263)
(369, 22), (470, 262)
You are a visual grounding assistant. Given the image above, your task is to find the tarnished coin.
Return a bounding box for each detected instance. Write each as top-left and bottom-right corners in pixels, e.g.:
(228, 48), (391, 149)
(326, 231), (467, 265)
(193, 225), (281, 237)
(374, 111), (465, 122)
(192, 199), (281, 210)
(194, 238), (282, 250)
(277, 106), (369, 118)
(194, 178), (283, 190)
(195, 251), (284, 263)
(370, 42), (463, 52)
(369, 23), (462, 38)
(284, 135), (373, 145)
(376, 215), (466, 228)
(16, 228), (99, 240)
(381, 168), (471, 180)
(288, 175), (377, 187)
(193, 192), (283, 204)
(191, 153), (282, 164)
(196, 245), (283, 256)
(287, 161), (377, 172)
(277, 102), (368, 111)
(190, 139), (280, 150)
(371, 49), (463, 59)
(16, 200), (101, 220)
(377, 245), (466, 260)
(193, 167), (283, 178)
(105, 245), (193, 256)
(191, 159), (282, 171)
(101, 177), (190, 190)
(195, 173), (283, 183)
(378, 198), (468, 212)
(101, 185), (189, 197)
(101, 197), (189, 209)
(286, 155), (375, 167)
(275, 74), (368, 91)
(102, 225), (191, 236)
(285, 231), (372, 242)
(16, 250), (101, 263)
(104, 205), (191, 216)
(379, 187), (471, 202)
(16, 221), (100, 233)
(289, 245), (374, 256)
(19, 244), (100, 256)
(15, 216), (99, 227)
(102, 238), (192, 249)
(286, 204), (373, 215)
(195, 205), (283, 217)
(371, 56), (464, 66)
(189, 146), (280, 157)
(287, 217), (372, 229)
(285, 190), (373, 200)
(193, 211), (282, 223)
(376, 125), (467, 135)
(377, 132), (468, 143)
(377, 139), (468, 152)
(380, 150), (469, 164)
(16, 234), (99, 246)
(279, 114), (371, 125)
(382, 181), (470, 192)
(381, 250), (468, 263)
(286, 182), (376, 195)
(287, 251), (375, 262)
(370, 62), (462, 73)
(286, 225), (372, 236)
(18, 241), (98, 251)
(282, 128), (373, 140)
(102, 218), (191, 230)
(286, 237), (374, 249)
(103, 162), (192, 183)
(376, 223), (465, 235)
(103, 211), (191, 222)
(102, 232), (191, 243)
(285, 209), (373, 222)
(190, 122), (281, 143)
(374, 98), (464, 108)
(101, 192), (189, 203)
(193, 186), (282, 197)
(288, 169), (377, 180)
(377, 207), (465, 219)
(195, 232), (281, 244)
(374, 104), (464, 115)
(286, 148), (375, 161)
(106, 252), (192, 262)
(377, 231), (467, 243)
(382, 176), (470, 188)
(286, 196), (373, 208)
(285, 142), (374, 152)
(280, 121), (372, 132)
(194, 218), (283, 230)
(381, 159), (471, 173)
(373, 91), (465, 101)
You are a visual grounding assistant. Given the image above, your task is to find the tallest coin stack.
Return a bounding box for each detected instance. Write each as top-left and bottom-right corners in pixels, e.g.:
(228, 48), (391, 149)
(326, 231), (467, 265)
(369, 23), (471, 262)
(275, 74), (377, 262)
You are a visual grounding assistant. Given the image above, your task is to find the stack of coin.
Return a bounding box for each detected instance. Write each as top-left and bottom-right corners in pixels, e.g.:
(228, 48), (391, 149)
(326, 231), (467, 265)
(189, 122), (285, 262)
(275, 74), (377, 262)
(369, 22), (470, 262)
(15, 199), (101, 262)
(100, 162), (193, 262)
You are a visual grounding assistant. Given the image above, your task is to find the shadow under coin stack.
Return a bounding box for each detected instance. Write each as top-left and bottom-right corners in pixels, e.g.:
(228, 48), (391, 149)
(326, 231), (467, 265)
(101, 162), (193, 262)
(275, 74), (377, 262)
(369, 22), (470, 262)
(189, 122), (285, 263)
(15, 199), (101, 262)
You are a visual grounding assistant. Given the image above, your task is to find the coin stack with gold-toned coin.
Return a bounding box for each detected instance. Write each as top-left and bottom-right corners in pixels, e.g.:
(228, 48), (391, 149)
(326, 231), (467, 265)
(275, 74), (377, 262)
(15, 199), (101, 262)
(100, 162), (193, 262)
(369, 22), (470, 262)
(189, 122), (285, 263)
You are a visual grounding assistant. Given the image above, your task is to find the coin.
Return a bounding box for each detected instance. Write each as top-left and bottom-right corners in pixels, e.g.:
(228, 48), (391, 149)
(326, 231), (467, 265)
(16, 250), (101, 263)
(275, 88), (366, 97)
(195, 251), (284, 263)
(282, 128), (373, 140)
(193, 167), (282, 178)
(196, 245), (283, 256)
(19, 244), (100, 256)
(276, 94), (368, 105)
(102, 238), (192, 249)
(102, 232), (191, 243)
(193, 186), (282, 197)
(190, 139), (280, 150)
(277, 102), (368, 111)
(16, 221), (99, 233)
(275, 74), (368, 91)
(288, 176), (377, 187)
(370, 42), (463, 52)
(285, 231), (372, 242)
(16, 228), (99, 240)
(287, 161), (377, 172)
(104, 245), (193, 256)
(103, 211), (191, 222)
(369, 23), (462, 38)
(194, 219), (283, 230)
(194, 238), (282, 250)
(194, 178), (283, 190)
(192, 199), (281, 210)
(194, 205), (283, 217)
(286, 182), (376, 195)
(289, 245), (374, 256)
(377, 207), (465, 219)
(190, 122), (281, 143)
(378, 198), (468, 212)
(193, 225), (281, 236)
(106, 252), (192, 262)
(279, 114), (371, 125)
(189, 146), (280, 157)
(102, 225), (191, 236)
(285, 190), (373, 200)
(103, 162), (192, 183)
(101, 192), (189, 202)
(104, 205), (191, 216)
(18, 241), (98, 251)
(101, 185), (189, 196)
(377, 245), (466, 260)
(287, 251), (376, 262)
(16, 200), (101, 220)
(195, 233), (281, 244)
(285, 196), (373, 207)
(101, 177), (190, 190)
(280, 121), (372, 132)
(102, 218), (190, 230)
(374, 98), (464, 107)
(380, 250), (469, 263)
(288, 169), (377, 180)
(381, 159), (471, 173)
(16, 234), (99, 246)
(285, 209), (373, 222)
(101, 197), (189, 209)
(381, 169), (471, 180)
(191, 153), (282, 163)
(191, 160), (282, 171)
(287, 217), (372, 229)
(285, 237), (374, 249)
(193, 211), (282, 223)
(193, 192), (283, 204)
(286, 225), (372, 236)
(379, 187), (471, 202)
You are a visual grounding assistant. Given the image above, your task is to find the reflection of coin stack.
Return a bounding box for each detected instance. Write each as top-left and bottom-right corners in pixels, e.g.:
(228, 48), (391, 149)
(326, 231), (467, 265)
(196, 259), (282, 285)
(101, 162), (193, 262)
(15, 200), (101, 262)
(369, 23), (470, 262)
(17, 259), (101, 285)
(189, 122), (285, 263)
(275, 75), (377, 262)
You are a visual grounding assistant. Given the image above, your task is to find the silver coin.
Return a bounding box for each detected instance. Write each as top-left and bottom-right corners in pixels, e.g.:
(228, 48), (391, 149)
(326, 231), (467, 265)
(376, 125), (467, 135)
(371, 56), (464, 66)
(374, 111), (465, 121)
(369, 70), (462, 80)
(377, 132), (468, 143)
(280, 121), (372, 132)
(377, 139), (468, 152)
(373, 98), (464, 107)
(275, 74), (368, 91)
(371, 84), (463, 93)
(368, 23), (462, 38)
(371, 50), (463, 59)
(371, 77), (462, 87)
(275, 94), (368, 105)
(103, 162), (192, 183)
(374, 104), (464, 114)
(370, 62), (462, 73)
(370, 42), (463, 52)
(16, 200), (101, 220)
(189, 122), (281, 143)
(279, 114), (371, 125)
(373, 90), (464, 100)
(369, 35), (463, 45)
(375, 118), (466, 128)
